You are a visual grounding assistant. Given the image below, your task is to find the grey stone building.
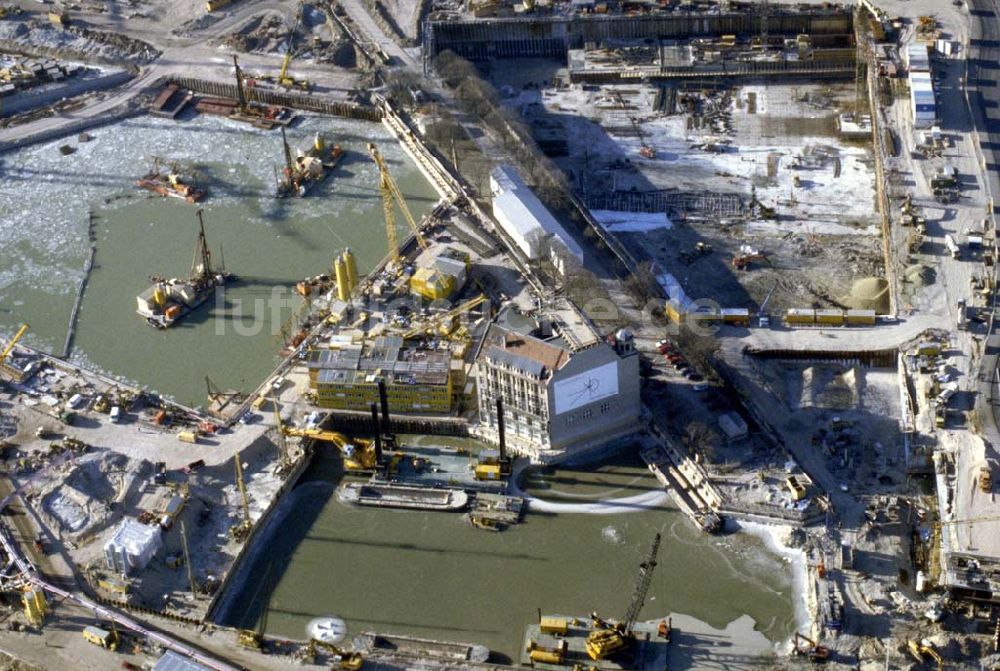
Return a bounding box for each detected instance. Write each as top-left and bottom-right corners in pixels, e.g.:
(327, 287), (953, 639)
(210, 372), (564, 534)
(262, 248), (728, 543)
(474, 308), (641, 462)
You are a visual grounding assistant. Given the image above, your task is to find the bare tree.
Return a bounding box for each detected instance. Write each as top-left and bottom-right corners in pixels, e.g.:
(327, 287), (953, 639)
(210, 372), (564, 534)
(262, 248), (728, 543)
(684, 421), (717, 463)
(624, 260), (660, 305)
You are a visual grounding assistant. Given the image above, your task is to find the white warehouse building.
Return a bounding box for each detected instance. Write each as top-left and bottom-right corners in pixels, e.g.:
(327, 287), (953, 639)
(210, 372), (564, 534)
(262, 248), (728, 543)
(104, 518), (163, 575)
(489, 165), (584, 274)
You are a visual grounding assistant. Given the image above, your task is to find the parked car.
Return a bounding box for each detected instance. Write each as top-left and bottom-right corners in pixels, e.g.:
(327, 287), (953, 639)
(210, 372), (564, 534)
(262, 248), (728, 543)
(692, 382), (709, 392)
(686, 373), (704, 382)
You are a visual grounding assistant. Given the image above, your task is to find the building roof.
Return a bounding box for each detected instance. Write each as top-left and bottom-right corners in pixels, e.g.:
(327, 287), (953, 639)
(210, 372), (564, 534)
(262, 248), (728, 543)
(490, 165), (584, 262)
(481, 324), (569, 379)
(152, 651), (214, 671)
(309, 336), (453, 387)
(105, 518), (161, 555)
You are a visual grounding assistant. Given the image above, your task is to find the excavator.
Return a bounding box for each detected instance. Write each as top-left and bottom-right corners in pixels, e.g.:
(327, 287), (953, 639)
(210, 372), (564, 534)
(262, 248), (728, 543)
(277, 410), (378, 471)
(792, 632), (830, 663)
(907, 639), (942, 671)
(585, 533), (661, 660)
(305, 639), (364, 670)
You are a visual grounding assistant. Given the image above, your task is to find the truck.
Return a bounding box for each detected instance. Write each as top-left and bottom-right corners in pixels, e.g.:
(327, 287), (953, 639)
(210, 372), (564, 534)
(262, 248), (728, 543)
(945, 234), (961, 259)
(957, 298), (967, 330)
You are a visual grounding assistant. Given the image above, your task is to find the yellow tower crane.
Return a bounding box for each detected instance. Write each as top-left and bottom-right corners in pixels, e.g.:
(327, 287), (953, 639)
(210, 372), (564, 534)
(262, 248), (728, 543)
(230, 452), (253, 541)
(367, 143), (428, 267)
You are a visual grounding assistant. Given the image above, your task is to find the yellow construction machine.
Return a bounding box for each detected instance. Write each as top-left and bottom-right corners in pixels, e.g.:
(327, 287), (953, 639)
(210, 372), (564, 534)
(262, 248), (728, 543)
(282, 425), (378, 470)
(368, 143), (429, 267)
(229, 451), (253, 541)
(907, 639), (942, 670)
(276, 2), (310, 90)
(585, 533), (661, 660)
(306, 639), (364, 670)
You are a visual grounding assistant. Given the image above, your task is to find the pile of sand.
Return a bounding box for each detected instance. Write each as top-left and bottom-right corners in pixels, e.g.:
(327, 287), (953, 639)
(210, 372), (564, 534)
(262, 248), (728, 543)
(840, 276), (890, 312)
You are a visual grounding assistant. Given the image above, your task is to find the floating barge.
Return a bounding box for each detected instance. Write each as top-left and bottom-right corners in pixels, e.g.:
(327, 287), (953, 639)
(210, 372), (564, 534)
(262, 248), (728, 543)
(276, 128), (344, 198)
(135, 211), (233, 329)
(136, 157), (205, 203)
(640, 444), (722, 534)
(336, 482), (468, 511)
(356, 632), (489, 663)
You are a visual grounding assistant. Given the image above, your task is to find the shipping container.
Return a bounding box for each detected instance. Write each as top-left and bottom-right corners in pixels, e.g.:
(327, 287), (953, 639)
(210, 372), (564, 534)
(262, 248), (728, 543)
(815, 309), (845, 326)
(845, 309), (877, 325)
(720, 308), (751, 326)
(784, 308), (816, 325)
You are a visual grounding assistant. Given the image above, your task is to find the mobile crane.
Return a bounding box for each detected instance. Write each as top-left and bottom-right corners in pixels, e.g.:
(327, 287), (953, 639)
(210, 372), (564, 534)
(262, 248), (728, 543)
(585, 533), (661, 660)
(229, 451), (253, 542)
(277, 1), (310, 90)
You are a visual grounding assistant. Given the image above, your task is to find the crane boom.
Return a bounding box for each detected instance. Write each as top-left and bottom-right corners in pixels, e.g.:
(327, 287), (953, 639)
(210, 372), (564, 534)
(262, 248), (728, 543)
(368, 143), (429, 266)
(234, 452), (250, 524)
(402, 294), (486, 339)
(622, 532), (660, 631)
(0, 324), (28, 362)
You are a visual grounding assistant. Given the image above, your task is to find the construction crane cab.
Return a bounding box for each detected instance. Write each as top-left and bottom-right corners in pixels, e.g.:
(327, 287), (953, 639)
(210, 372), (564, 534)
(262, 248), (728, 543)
(792, 632), (830, 663)
(585, 533), (661, 661)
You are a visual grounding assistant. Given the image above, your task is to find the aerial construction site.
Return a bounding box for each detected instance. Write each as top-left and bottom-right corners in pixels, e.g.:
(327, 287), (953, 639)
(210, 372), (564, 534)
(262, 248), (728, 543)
(1, 0), (1000, 669)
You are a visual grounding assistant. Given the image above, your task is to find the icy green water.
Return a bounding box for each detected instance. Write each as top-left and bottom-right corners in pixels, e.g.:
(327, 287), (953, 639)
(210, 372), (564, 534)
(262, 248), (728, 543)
(0, 114), (436, 404)
(221, 449), (797, 663)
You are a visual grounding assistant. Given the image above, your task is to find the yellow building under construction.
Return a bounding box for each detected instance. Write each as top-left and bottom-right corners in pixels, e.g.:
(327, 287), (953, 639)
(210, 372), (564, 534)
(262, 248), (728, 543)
(307, 336), (465, 414)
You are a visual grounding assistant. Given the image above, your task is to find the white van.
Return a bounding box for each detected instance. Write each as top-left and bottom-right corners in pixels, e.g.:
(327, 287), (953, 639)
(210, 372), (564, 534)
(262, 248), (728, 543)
(109, 406), (122, 423)
(67, 393), (84, 409)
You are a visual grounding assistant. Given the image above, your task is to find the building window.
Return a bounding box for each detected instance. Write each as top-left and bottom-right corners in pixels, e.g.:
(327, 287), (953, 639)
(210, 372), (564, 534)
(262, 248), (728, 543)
(600, 402), (611, 413)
